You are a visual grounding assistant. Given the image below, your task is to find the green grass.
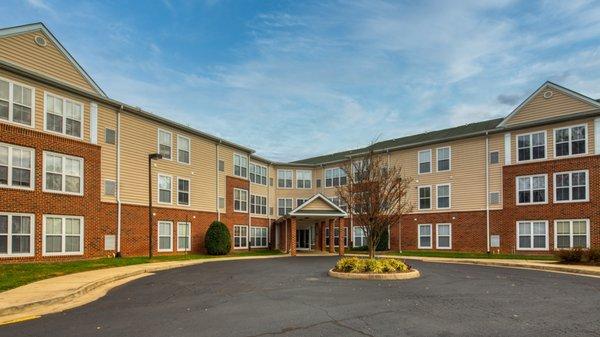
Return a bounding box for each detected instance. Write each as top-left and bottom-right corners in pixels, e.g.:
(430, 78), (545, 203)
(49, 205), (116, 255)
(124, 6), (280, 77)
(385, 250), (556, 260)
(0, 250), (282, 292)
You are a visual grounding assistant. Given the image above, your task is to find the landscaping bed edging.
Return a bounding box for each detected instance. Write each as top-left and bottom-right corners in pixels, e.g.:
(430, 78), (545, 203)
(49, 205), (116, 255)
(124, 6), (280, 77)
(328, 268), (420, 280)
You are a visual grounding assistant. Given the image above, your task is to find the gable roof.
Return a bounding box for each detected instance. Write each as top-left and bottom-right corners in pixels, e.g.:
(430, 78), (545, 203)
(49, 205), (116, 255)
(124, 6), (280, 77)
(0, 22), (106, 97)
(289, 193), (347, 217)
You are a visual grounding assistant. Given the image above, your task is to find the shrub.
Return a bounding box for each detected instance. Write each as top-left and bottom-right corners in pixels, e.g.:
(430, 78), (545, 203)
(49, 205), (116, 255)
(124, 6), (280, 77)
(554, 248), (584, 263)
(334, 257), (409, 273)
(585, 248), (600, 264)
(205, 221), (231, 255)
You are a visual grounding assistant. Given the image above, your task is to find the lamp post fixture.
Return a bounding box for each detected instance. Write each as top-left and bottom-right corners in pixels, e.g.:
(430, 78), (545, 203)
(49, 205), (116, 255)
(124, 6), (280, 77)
(148, 153), (163, 258)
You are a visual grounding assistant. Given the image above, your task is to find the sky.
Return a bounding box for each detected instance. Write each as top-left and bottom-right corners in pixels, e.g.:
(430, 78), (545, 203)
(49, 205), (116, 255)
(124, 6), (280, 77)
(2, 0), (600, 162)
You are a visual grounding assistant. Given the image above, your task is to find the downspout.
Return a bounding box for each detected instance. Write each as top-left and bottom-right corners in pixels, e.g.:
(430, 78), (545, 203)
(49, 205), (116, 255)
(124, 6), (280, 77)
(216, 141), (221, 221)
(247, 156), (251, 251)
(116, 106), (123, 256)
(485, 132), (490, 253)
(267, 164), (272, 249)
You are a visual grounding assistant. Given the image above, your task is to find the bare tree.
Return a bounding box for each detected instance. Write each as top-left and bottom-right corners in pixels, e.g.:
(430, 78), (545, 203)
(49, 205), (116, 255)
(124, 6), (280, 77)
(336, 144), (413, 258)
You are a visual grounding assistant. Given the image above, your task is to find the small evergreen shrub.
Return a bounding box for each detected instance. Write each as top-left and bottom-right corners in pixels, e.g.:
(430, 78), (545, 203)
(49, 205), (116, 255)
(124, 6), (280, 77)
(554, 248), (584, 263)
(585, 248), (600, 264)
(205, 221), (231, 255)
(334, 257), (409, 273)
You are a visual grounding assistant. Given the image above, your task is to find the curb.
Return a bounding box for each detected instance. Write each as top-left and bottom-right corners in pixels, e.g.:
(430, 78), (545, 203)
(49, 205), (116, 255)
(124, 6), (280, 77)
(328, 268), (420, 280)
(0, 254), (288, 318)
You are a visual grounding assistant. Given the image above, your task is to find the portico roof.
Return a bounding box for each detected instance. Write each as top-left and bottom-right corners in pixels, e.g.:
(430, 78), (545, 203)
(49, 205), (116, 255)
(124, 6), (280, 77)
(288, 193), (348, 218)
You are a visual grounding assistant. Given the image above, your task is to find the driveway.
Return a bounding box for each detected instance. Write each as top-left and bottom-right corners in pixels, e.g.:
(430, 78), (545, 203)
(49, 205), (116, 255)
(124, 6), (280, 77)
(1, 256), (599, 337)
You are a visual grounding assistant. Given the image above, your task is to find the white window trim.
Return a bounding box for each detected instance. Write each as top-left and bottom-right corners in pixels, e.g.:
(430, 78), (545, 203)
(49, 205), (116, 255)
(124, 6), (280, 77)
(233, 188), (248, 213)
(250, 226), (268, 248)
(42, 151), (85, 196)
(352, 226), (366, 248)
(295, 169), (312, 189)
(0, 142), (35, 191)
(177, 221), (191, 252)
(0, 76), (36, 129)
(176, 177), (191, 206)
(277, 169), (293, 189)
(157, 129), (172, 161)
(176, 135), (191, 165)
(42, 214), (84, 256)
(553, 170), (589, 203)
(277, 198), (293, 216)
(489, 150), (500, 164)
(233, 153), (249, 179)
(325, 226), (349, 248)
(515, 130), (547, 163)
(417, 149), (432, 175)
(436, 146), (451, 172)
(157, 173), (173, 205)
(436, 183), (451, 210)
(436, 223), (452, 250)
(553, 219), (590, 250)
(43, 91), (84, 140)
(0, 212), (35, 257)
(417, 185), (432, 210)
(157, 221), (173, 252)
(418, 224), (432, 249)
(249, 162), (268, 186)
(516, 220), (548, 251)
(324, 167), (347, 188)
(250, 194), (267, 215)
(233, 224), (248, 249)
(553, 124), (588, 158)
(515, 174), (548, 205)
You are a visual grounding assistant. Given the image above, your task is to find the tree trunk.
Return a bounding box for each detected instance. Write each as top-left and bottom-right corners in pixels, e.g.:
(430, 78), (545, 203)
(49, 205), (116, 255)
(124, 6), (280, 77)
(368, 244), (375, 259)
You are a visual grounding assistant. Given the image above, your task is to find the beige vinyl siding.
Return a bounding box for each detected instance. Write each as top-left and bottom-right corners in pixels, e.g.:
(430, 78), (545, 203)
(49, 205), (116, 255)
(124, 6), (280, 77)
(98, 103), (117, 202)
(302, 198), (335, 211)
(488, 133), (504, 210)
(274, 166), (318, 203)
(505, 88), (597, 126)
(0, 31), (96, 93)
(250, 159), (270, 219)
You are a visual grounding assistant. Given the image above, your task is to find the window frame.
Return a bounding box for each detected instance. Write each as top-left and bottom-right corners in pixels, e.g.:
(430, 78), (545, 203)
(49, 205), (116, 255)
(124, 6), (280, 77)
(42, 214), (84, 256)
(417, 185), (432, 210)
(553, 124), (588, 158)
(516, 220), (548, 251)
(489, 151), (499, 164)
(233, 153), (249, 179)
(233, 188), (248, 213)
(157, 220), (173, 252)
(352, 226), (366, 248)
(277, 198), (293, 216)
(157, 173), (172, 204)
(176, 177), (191, 206)
(250, 194), (267, 215)
(233, 224), (248, 249)
(250, 226), (268, 248)
(417, 149), (432, 174)
(177, 221), (191, 252)
(515, 174), (547, 205)
(436, 146), (451, 172)
(324, 167), (347, 187)
(157, 129), (172, 160)
(249, 162), (268, 185)
(0, 212), (35, 257)
(277, 169), (293, 189)
(0, 142), (35, 191)
(325, 226), (349, 247)
(516, 130), (547, 163)
(436, 223), (452, 250)
(176, 135), (191, 165)
(418, 224), (432, 249)
(553, 170), (589, 203)
(43, 91), (84, 139)
(436, 183), (451, 209)
(554, 219), (590, 250)
(296, 170), (312, 189)
(0, 76), (36, 128)
(42, 151), (84, 196)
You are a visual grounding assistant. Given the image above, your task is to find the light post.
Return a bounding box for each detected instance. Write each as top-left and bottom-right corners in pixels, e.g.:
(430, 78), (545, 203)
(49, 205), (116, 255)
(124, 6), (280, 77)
(148, 153), (163, 258)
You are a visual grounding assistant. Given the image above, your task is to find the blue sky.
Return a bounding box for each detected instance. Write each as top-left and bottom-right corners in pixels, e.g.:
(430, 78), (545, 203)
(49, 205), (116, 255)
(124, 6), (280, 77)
(3, 0), (600, 161)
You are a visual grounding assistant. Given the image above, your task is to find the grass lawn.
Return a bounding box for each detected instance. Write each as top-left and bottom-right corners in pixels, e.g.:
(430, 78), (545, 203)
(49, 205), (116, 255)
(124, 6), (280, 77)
(0, 250), (282, 292)
(385, 250), (556, 260)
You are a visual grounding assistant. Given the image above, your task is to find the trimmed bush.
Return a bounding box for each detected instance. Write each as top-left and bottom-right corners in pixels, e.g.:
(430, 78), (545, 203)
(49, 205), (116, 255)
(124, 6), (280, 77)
(334, 257), (409, 274)
(585, 248), (600, 264)
(555, 248), (585, 263)
(205, 221), (231, 255)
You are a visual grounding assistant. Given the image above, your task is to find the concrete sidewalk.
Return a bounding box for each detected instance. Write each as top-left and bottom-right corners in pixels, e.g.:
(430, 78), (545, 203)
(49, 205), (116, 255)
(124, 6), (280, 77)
(0, 254), (288, 325)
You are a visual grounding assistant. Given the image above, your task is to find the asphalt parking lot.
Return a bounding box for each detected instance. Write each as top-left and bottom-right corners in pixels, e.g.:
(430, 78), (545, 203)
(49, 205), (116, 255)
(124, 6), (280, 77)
(1, 256), (599, 337)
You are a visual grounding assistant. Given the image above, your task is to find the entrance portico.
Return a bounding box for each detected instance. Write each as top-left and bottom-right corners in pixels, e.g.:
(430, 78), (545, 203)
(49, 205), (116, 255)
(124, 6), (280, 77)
(274, 194), (348, 256)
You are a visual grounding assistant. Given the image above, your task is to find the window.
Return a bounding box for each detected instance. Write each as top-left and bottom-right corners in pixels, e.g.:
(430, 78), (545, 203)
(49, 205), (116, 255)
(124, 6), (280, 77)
(277, 169), (293, 188)
(418, 224), (432, 249)
(177, 222), (191, 251)
(296, 170), (312, 189)
(45, 93), (83, 138)
(105, 128), (116, 144)
(517, 221), (547, 250)
(277, 198), (292, 216)
(325, 167), (347, 187)
(296, 198), (307, 208)
(555, 125), (587, 157)
(218, 160), (225, 172)
(177, 135), (190, 164)
(436, 224), (451, 249)
(328, 196), (348, 212)
(489, 151), (499, 164)
(516, 175), (546, 204)
(316, 179), (321, 188)
(436, 147), (450, 171)
(104, 180), (116, 196)
(555, 220), (589, 249)
(0, 143), (34, 189)
(436, 184), (450, 209)
(234, 225), (248, 249)
(418, 150), (431, 174)
(555, 171), (588, 203)
(0, 213), (34, 257)
(234, 188), (248, 212)
(517, 131), (546, 162)
(0, 78), (34, 127)
(157, 129), (172, 159)
(418, 186), (431, 210)
(353, 226), (366, 247)
(250, 227), (268, 248)
(233, 153), (248, 178)
(43, 215), (83, 255)
(489, 192), (500, 205)
(325, 227), (348, 247)
(158, 174), (172, 204)
(158, 221), (172, 252)
(177, 178), (190, 205)
(352, 160), (367, 181)
(218, 196), (225, 209)
(249, 163), (267, 185)
(250, 195), (267, 215)
(44, 152), (83, 195)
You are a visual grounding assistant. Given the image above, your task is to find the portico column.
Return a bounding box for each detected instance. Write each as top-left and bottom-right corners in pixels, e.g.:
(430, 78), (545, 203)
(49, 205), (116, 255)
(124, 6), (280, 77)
(338, 218), (345, 256)
(290, 217), (297, 256)
(320, 221), (326, 252)
(328, 218), (335, 253)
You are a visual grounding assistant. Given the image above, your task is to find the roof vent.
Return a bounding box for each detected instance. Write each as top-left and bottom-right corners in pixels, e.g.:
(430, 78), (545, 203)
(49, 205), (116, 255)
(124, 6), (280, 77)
(34, 35), (47, 47)
(543, 90), (553, 99)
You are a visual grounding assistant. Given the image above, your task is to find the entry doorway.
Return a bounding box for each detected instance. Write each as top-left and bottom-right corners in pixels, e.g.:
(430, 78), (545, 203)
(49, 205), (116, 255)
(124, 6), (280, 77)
(296, 229), (310, 250)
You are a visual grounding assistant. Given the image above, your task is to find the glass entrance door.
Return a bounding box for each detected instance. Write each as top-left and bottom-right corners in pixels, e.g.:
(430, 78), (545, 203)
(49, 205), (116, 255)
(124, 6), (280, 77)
(296, 229), (310, 250)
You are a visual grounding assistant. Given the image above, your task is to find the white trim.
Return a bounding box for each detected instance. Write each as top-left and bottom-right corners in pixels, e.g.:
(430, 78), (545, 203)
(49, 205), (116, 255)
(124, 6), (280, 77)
(250, 194), (267, 215)
(233, 153), (249, 179)
(435, 146), (451, 172)
(277, 197), (293, 217)
(42, 151), (84, 196)
(42, 214), (84, 256)
(515, 174), (547, 205)
(0, 142), (35, 191)
(90, 102), (98, 144)
(176, 177), (191, 206)
(0, 212), (35, 258)
(249, 162), (268, 186)
(417, 185), (432, 210)
(504, 132), (511, 164)
(250, 226), (268, 248)
(157, 220), (173, 252)
(289, 193), (348, 216)
(417, 149), (432, 174)
(436, 223), (452, 250)
(43, 91), (85, 140)
(157, 173), (172, 204)
(418, 224), (432, 249)
(595, 118), (600, 154)
(295, 169), (312, 189)
(157, 128), (173, 161)
(515, 130), (547, 163)
(435, 183), (451, 210)
(0, 75), (36, 129)
(176, 135), (191, 165)
(277, 169), (293, 189)
(516, 220), (548, 251)
(233, 224), (249, 249)
(233, 188), (248, 213)
(176, 221), (191, 252)
(553, 123), (588, 158)
(553, 219), (590, 250)
(553, 170), (589, 203)
(324, 167), (347, 188)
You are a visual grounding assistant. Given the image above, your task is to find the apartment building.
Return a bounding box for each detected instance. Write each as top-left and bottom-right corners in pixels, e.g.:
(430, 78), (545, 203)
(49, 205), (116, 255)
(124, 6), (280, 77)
(0, 23), (598, 262)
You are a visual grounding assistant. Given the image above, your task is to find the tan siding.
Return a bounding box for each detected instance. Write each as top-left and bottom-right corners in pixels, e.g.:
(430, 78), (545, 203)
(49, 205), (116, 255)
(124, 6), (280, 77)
(505, 88), (597, 126)
(274, 166), (318, 204)
(303, 198), (335, 211)
(249, 159), (269, 219)
(488, 133), (504, 210)
(98, 103), (117, 202)
(0, 31), (96, 93)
